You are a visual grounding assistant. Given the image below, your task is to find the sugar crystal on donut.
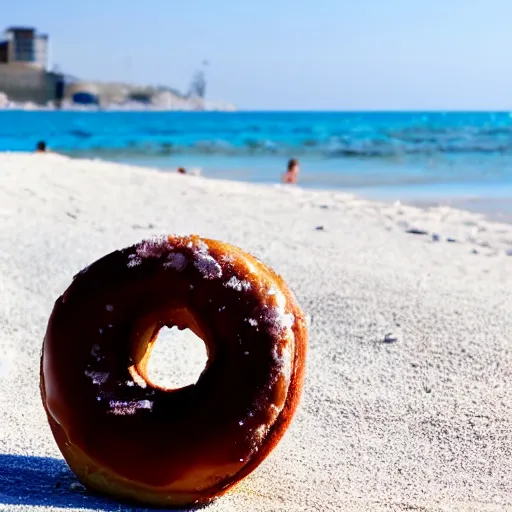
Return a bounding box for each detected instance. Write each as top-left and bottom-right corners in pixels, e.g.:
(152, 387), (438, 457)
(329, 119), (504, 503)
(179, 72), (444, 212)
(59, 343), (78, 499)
(192, 240), (223, 279)
(85, 370), (109, 385)
(163, 252), (187, 271)
(40, 235), (307, 508)
(275, 307), (295, 330)
(108, 399), (154, 416)
(127, 254), (142, 268)
(135, 235), (174, 260)
(224, 276), (252, 292)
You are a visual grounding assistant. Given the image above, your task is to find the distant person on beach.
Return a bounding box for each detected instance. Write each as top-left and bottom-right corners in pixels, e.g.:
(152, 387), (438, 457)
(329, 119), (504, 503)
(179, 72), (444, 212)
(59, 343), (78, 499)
(177, 167), (186, 174)
(282, 158), (300, 184)
(35, 141), (47, 153)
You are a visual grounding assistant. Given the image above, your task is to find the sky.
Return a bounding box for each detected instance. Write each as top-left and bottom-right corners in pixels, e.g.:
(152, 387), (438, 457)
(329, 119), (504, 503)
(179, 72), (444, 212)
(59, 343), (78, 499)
(3, 0), (512, 110)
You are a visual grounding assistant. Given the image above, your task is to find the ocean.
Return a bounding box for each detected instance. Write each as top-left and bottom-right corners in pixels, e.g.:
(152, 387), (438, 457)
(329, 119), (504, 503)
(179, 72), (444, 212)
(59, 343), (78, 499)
(1, 110), (511, 217)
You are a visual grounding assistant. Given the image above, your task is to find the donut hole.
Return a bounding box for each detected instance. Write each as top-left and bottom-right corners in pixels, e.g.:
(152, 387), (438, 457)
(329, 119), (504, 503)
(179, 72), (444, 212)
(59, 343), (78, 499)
(145, 326), (208, 390)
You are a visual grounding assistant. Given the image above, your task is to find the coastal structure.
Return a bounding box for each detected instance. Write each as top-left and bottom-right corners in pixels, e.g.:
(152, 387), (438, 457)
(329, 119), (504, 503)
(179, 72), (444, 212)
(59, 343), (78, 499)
(0, 26), (235, 110)
(0, 26), (64, 105)
(187, 60), (208, 99)
(0, 27), (49, 68)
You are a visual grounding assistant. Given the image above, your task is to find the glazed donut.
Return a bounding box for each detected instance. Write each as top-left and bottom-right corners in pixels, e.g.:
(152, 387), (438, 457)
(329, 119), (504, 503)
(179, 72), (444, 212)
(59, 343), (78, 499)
(40, 235), (307, 508)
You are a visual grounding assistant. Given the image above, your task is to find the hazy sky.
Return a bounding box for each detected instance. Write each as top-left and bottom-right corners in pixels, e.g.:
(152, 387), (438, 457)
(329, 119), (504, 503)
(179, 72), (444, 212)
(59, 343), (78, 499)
(3, 0), (512, 110)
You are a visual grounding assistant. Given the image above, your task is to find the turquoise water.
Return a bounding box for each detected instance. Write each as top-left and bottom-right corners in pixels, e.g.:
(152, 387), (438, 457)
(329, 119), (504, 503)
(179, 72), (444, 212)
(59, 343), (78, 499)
(1, 110), (511, 207)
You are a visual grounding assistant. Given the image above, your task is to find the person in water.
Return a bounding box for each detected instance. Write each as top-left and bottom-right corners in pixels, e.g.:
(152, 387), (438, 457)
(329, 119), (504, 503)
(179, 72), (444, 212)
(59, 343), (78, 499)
(177, 167), (186, 174)
(282, 158), (300, 184)
(36, 141), (47, 153)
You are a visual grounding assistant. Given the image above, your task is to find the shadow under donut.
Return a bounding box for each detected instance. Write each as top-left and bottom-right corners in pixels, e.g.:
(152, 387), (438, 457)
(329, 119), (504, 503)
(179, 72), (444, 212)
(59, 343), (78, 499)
(0, 453), (204, 511)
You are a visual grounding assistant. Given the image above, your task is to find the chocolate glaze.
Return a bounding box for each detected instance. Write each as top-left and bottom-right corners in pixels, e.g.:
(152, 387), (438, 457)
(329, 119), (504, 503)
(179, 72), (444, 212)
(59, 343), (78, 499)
(41, 235), (307, 507)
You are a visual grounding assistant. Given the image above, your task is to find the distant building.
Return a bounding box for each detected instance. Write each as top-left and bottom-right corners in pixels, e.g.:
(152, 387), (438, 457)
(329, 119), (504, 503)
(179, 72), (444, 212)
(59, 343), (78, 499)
(0, 27), (49, 68)
(0, 26), (63, 105)
(0, 28), (234, 110)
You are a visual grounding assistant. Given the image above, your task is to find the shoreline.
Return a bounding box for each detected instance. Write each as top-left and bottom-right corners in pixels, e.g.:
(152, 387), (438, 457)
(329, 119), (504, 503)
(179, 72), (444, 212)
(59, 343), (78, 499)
(4, 150), (512, 251)
(65, 151), (512, 226)
(355, 190), (512, 224)
(0, 152), (511, 511)
(406, 196), (512, 224)
(56, 151), (512, 223)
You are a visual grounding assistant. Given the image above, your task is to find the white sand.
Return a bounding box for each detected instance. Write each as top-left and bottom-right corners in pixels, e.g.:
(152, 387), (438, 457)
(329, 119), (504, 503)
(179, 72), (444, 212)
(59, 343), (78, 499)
(0, 153), (511, 512)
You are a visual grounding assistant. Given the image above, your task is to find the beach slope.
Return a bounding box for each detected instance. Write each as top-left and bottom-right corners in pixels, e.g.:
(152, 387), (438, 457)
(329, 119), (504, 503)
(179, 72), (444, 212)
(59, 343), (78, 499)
(0, 153), (511, 511)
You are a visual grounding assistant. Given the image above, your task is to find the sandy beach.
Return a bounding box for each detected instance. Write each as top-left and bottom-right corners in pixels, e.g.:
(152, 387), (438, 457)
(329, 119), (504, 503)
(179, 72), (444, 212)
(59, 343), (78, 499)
(0, 152), (511, 512)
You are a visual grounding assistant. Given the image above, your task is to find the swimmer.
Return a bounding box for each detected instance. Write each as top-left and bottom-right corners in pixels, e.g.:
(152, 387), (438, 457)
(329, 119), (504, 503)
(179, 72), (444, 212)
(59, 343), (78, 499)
(282, 158), (299, 184)
(36, 141), (47, 153)
(177, 167), (186, 174)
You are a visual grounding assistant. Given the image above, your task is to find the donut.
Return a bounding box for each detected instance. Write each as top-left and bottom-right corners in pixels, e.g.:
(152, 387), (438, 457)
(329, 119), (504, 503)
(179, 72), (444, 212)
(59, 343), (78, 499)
(40, 235), (307, 508)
